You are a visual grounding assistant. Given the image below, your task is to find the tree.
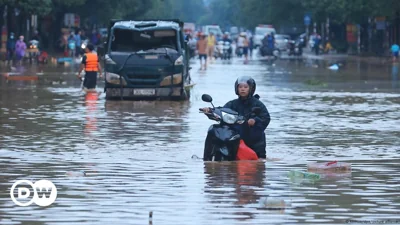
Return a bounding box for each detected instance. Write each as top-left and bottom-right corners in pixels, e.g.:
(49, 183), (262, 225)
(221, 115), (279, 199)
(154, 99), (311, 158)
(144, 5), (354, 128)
(141, 0), (206, 23)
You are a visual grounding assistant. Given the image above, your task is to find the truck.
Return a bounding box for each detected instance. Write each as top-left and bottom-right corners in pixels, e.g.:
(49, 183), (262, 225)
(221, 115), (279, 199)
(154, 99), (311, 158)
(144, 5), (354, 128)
(98, 19), (193, 100)
(202, 25), (223, 39)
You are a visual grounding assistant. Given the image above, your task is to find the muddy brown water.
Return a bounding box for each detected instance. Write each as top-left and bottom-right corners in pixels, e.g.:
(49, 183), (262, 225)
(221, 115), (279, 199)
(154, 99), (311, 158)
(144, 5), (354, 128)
(1, 58), (399, 225)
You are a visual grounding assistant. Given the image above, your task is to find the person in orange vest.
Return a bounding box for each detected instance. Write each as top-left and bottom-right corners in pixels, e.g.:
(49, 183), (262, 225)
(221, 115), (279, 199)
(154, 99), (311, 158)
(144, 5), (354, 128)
(77, 43), (102, 91)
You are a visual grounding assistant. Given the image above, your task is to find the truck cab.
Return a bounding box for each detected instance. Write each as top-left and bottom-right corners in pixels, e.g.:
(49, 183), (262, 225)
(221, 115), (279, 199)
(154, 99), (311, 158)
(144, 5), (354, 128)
(100, 19), (192, 100)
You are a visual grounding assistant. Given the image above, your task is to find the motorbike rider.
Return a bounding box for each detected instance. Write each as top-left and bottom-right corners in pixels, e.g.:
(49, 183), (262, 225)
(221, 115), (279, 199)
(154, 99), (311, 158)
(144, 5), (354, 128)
(222, 32), (232, 43)
(222, 32), (233, 56)
(31, 30), (40, 43)
(202, 76), (271, 158)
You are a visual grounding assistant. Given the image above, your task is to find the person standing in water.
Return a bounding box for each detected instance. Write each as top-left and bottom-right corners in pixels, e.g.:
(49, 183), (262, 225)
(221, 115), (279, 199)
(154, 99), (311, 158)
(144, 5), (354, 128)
(77, 43), (102, 92)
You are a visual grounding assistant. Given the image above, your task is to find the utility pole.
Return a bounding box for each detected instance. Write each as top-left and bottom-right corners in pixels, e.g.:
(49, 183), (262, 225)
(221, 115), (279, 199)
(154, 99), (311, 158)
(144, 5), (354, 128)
(326, 17), (330, 42)
(357, 24), (361, 55)
(1, 5), (8, 54)
(368, 17), (372, 53)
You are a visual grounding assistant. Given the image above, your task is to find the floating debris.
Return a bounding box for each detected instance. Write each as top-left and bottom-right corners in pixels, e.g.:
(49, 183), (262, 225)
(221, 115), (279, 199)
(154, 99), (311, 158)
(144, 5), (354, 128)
(191, 155), (202, 160)
(149, 211), (153, 225)
(65, 170), (86, 177)
(328, 64), (339, 70)
(288, 170), (321, 181)
(308, 161), (351, 172)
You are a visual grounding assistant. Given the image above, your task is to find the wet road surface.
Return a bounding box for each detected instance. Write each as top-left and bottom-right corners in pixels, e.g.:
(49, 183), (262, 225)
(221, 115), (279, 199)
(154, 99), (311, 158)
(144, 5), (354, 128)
(1, 57), (400, 225)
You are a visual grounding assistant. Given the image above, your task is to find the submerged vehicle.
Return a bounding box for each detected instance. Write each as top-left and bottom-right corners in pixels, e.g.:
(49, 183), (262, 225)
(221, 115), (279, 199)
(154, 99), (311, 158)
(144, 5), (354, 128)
(200, 94), (260, 161)
(99, 19), (193, 100)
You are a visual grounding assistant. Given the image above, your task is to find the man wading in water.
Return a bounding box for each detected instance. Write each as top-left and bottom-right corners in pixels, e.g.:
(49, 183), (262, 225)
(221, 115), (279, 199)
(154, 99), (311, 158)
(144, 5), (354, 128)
(77, 43), (102, 92)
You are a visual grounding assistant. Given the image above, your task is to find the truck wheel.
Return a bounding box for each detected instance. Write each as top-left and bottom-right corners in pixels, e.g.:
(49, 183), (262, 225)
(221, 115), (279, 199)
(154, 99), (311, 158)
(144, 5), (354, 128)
(179, 89), (190, 101)
(105, 92), (113, 100)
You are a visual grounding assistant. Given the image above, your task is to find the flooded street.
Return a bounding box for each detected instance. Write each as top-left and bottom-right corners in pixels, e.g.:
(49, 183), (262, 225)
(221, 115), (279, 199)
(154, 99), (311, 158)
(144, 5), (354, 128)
(1, 56), (400, 225)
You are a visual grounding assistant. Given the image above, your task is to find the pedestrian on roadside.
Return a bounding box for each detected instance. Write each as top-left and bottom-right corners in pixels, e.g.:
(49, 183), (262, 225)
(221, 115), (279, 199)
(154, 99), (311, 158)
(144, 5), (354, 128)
(243, 34), (249, 64)
(15, 35), (27, 65)
(207, 32), (216, 62)
(75, 30), (82, 57)
(68, 32), (76, 58)
(314, 34), (321, 55)
(6, 32), (16, 65)
(390, 43), (399, 62)
(249, 35), (254, 59)
(196, 33), (208, 70)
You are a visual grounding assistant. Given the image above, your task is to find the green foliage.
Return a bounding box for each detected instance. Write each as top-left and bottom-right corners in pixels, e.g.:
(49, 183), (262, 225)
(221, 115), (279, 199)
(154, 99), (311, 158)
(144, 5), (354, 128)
(331, 39), (348, 53)
(3, 0), (400, 29)
(202, 0), (400, 29)
(141, 0), (206, 23)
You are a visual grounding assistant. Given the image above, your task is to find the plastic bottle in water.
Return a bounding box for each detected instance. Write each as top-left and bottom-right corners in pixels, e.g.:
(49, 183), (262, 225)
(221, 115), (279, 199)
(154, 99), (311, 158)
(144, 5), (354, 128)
(288, 170), (321, 180)
(307, 160), (351, 172)
(259, 197), (292, 211)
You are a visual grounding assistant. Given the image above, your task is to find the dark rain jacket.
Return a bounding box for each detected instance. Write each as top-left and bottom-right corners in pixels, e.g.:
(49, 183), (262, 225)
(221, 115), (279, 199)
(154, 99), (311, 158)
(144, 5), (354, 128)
(224, 96), (270, 158)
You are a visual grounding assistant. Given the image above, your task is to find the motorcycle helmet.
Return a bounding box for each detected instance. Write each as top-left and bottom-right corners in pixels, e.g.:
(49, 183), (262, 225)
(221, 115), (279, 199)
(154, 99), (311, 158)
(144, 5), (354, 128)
(235, 76), (256, 97)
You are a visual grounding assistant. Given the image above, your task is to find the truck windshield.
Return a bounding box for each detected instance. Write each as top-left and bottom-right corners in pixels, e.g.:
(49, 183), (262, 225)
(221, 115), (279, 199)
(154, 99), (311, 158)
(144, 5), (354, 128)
(110, 28), (178, 52)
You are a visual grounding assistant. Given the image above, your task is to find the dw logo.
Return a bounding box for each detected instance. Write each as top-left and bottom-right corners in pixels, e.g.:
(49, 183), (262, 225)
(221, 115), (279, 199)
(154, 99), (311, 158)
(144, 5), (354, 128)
(10, 180), (57, 207)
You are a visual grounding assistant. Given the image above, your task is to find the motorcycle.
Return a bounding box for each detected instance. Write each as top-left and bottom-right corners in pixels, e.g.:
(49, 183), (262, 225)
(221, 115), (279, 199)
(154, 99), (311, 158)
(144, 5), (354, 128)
(259, 44), (280, 59)
(236, 46), (243, 57)
(288, 40), (303, 56)
(28, 39), (40, 64)
(222, 41), (232, 60)
(200, 94), (261, 161)
(214, 41), (224, 59)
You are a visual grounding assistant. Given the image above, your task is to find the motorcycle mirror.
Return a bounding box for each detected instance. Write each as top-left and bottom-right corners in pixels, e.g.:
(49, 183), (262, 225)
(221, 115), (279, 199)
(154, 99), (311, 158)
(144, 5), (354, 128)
(252, 107), (261, 115)
(201, 94), (213, 103)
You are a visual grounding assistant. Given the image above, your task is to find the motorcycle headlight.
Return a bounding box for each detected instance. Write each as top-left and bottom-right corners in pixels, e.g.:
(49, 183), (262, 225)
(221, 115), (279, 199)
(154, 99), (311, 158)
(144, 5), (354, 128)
(221, 112), (238, 124)
(106, 72), (127, 86)
(81, 43), (86, 49)
(174, 56), (183, 65)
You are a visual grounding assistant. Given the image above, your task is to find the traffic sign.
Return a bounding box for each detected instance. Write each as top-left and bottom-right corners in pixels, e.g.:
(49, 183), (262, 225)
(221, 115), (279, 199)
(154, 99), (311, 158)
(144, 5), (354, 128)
(304, 14), (311, 26)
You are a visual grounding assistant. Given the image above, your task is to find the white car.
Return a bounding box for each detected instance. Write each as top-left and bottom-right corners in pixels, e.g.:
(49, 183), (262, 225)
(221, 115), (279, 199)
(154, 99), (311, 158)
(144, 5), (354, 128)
(274, 34), (291, 51)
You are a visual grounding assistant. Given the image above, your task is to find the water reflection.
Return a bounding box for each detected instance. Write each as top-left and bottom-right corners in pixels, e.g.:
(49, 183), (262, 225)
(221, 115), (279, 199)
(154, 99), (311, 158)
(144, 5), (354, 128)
(391, 63), (399, 89)
(102, 100), (191, 151)
(204, 161), (266, 221)
(84, 92), (100, 153)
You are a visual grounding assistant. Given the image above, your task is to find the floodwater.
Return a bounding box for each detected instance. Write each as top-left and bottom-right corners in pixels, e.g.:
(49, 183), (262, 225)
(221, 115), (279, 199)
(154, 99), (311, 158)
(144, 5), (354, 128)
(1, 56), (399, 225)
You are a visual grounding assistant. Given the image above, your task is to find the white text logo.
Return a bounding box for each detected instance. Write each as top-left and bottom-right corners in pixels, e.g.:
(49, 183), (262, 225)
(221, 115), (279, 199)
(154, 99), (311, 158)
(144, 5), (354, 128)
(10, 180), (57, 207)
